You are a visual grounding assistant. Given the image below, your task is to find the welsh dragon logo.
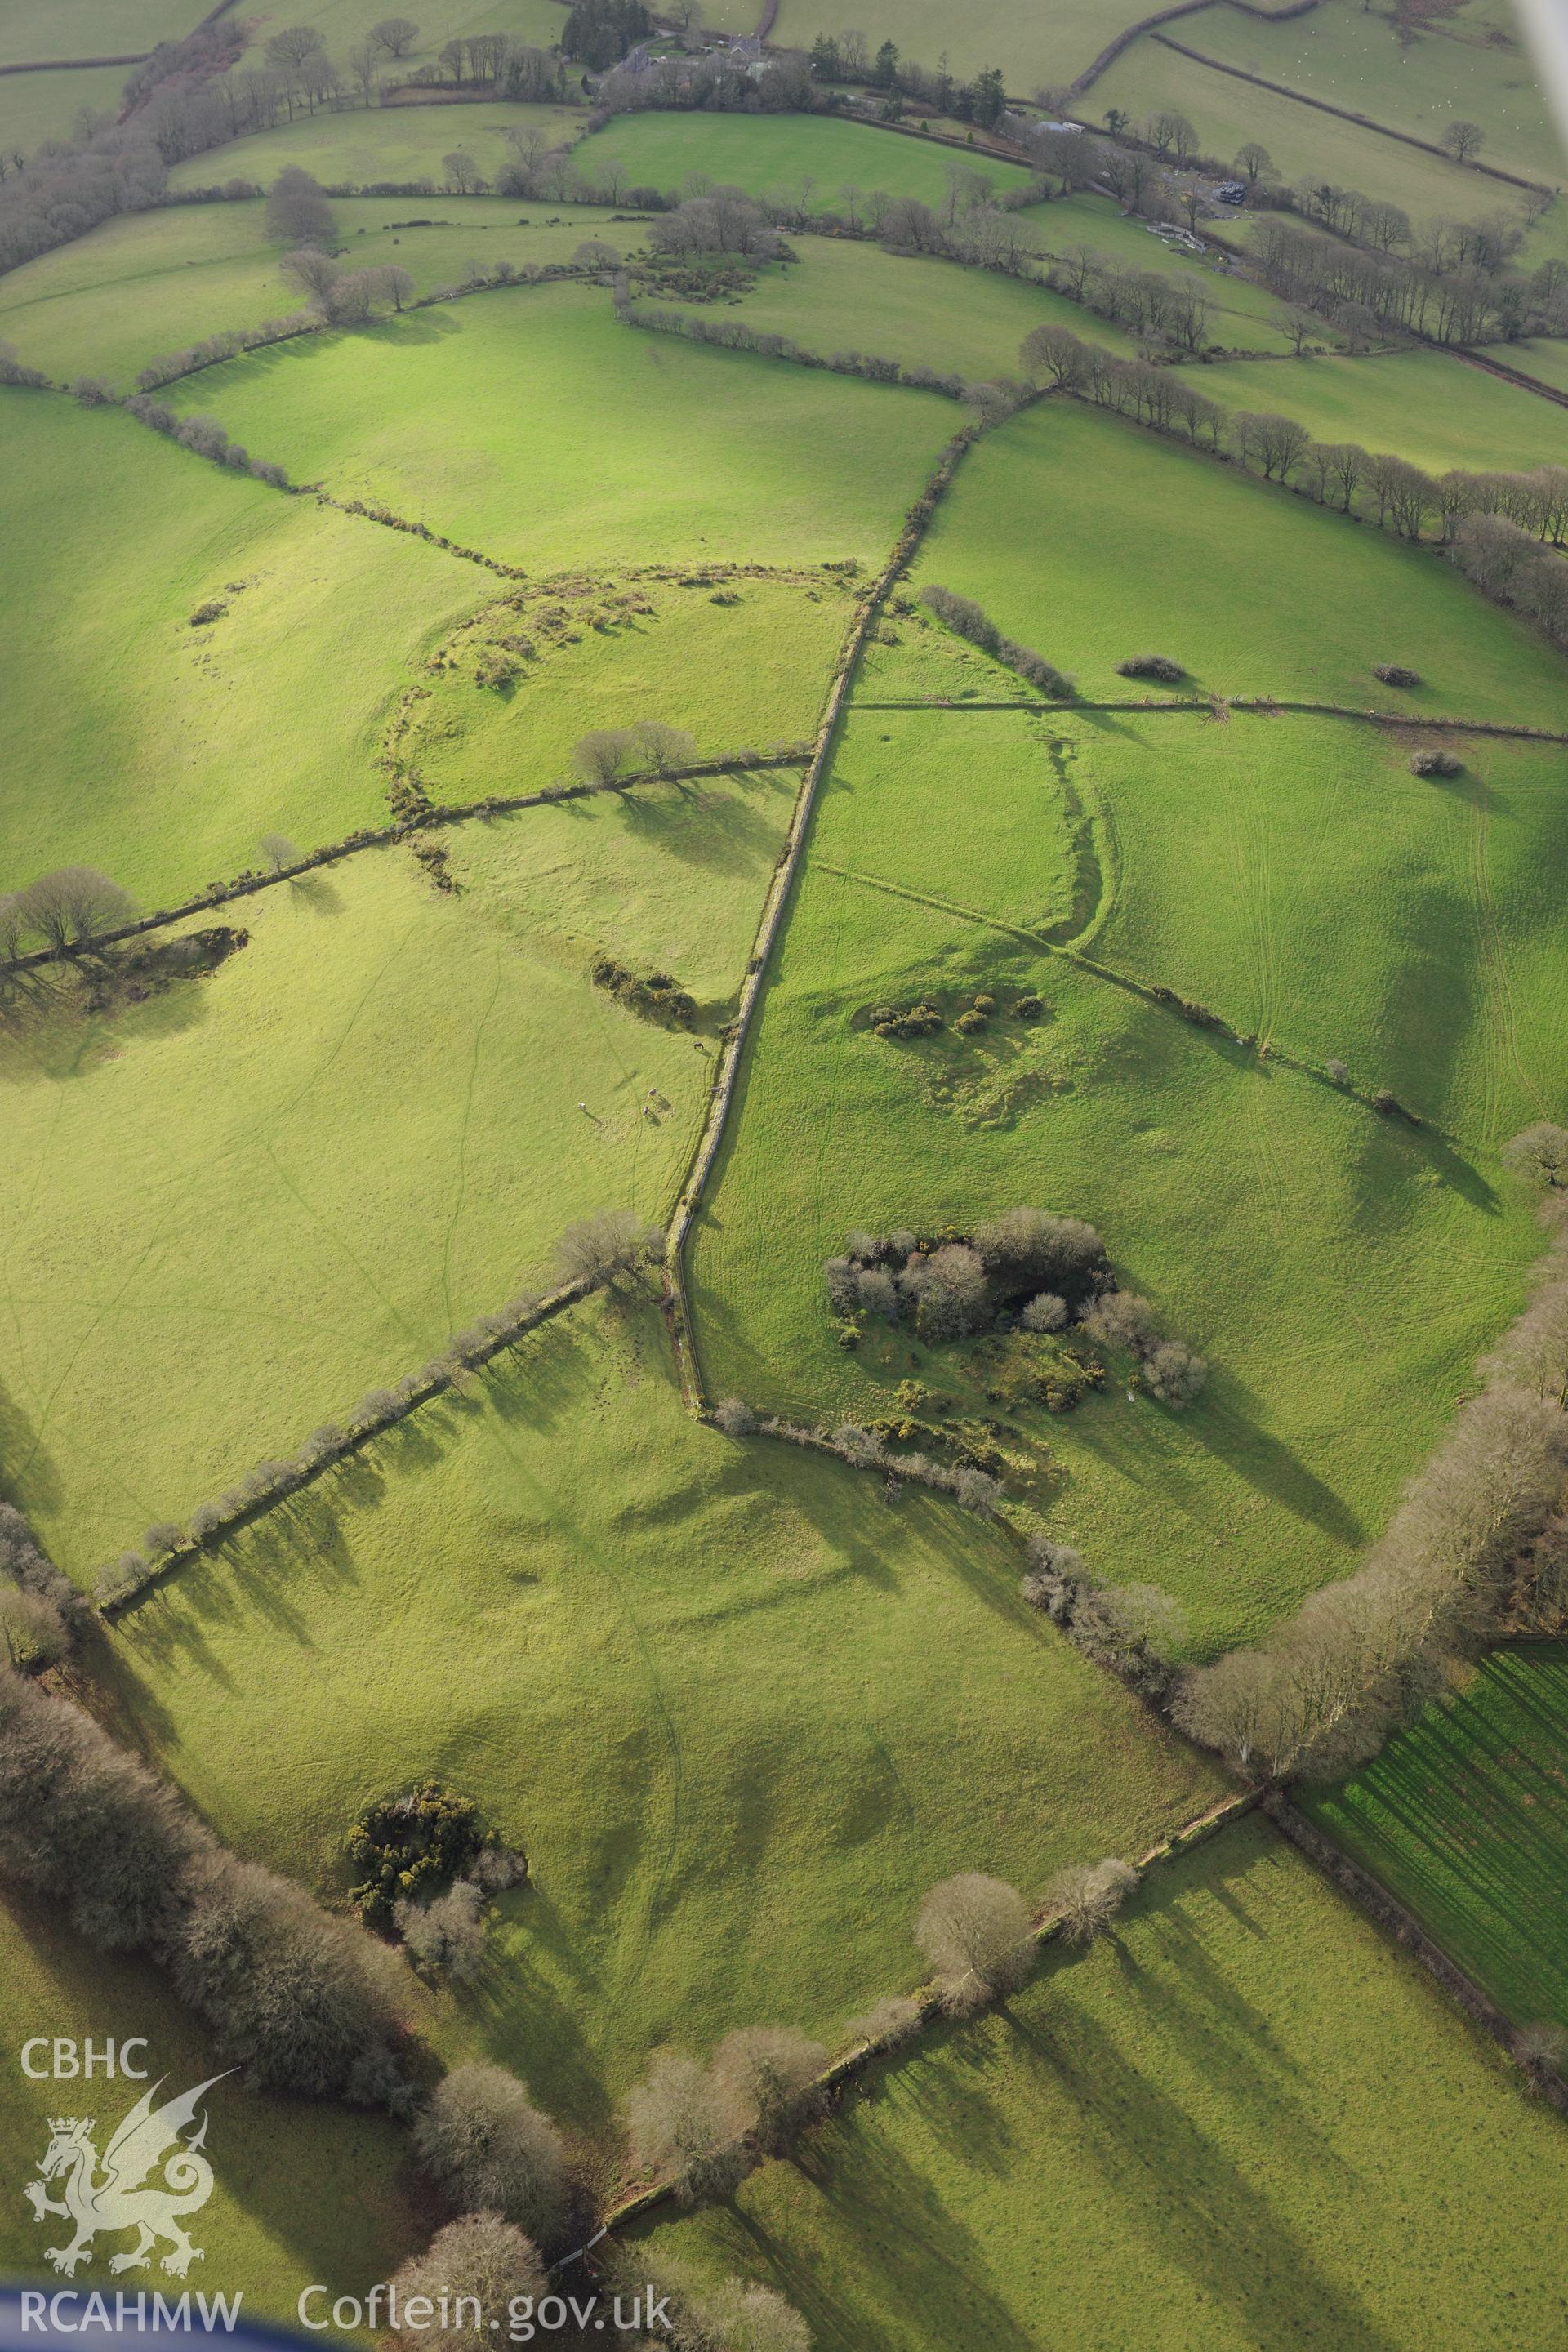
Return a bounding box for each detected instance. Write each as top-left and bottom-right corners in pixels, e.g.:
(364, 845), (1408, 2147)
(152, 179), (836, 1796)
(24, 2074), (230, 2278)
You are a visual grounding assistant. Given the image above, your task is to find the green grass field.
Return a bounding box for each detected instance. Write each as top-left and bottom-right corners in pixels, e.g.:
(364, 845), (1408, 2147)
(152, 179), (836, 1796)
(225, 0), (569, 69)
(1075, 710), (1568, 1137)
(0, 196), (635, 388)
(902, 398), (1568, 724)
(1303, 1645), (1568, 2032)
(91, 1294), (1221, 2154)
(157, 284), (958, 570)
(0, 1889), (422, 2323)
(686, 691), (1555, 1651)
(1184, 0), (1560, 185)
(1089, 36), (1495, 226)
(639, 1812), (1568, 2352)
(0, 393), (490, 902)
(167, 98), (582, 194)
(0, 772), (806, 1578)
(0, 60), (132, 158)
(726, 240), (1135, 381)
(768, 0), (1140, 92)
(1506, 340), (1568, 397)
(578, 110), (1034, 212)
(0, 0), (194, 64)
(1195, 346), (1568, 478)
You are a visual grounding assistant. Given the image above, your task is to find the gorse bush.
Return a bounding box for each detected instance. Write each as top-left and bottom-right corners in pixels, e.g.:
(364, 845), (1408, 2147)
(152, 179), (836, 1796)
(347, 1783), (506, 1926)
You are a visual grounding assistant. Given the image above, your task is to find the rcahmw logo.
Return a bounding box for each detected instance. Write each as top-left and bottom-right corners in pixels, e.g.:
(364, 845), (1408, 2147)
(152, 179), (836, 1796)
(22, 2064), (233, 2283)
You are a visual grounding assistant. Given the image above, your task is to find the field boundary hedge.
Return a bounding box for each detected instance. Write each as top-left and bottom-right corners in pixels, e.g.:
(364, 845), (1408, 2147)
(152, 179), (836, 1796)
(1151, 32), (1554, 195)
(568, 1785), (1259, 2254)
(1, 754), (807, 976)
(97, 1274), (597, 1615)
(853, 695), (1568, 743)
(662, 418), (989, 1409)
(1263, 1789), (1568, 2116)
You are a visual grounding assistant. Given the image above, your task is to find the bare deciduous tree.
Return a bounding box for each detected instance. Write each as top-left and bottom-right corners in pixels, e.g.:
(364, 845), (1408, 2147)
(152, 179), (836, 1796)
(16, 866), (133, 953)
(711, 2025), (826, 2154)
(686, 2278), (811, 2352)
(1049, 1856), (1138, 1944)
(1503, 1123), (1568, 1190)
(914, 1873), (1033, 2013)
(624, 2052), (749, 2204)
(372, 17), (421, 58)
(391, 2215), (544, 2350)
(413, 2065), (566, 2243)
(553, 1209), (662, 1290)
(396, 1878), (488, 1979)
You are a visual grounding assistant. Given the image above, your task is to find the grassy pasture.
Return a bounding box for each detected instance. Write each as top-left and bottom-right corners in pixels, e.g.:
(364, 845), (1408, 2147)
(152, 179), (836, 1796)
(903, 397), (1568, 724)
(767, 0), (1145, 91)
(1078, 710), (1568, 1140)
(1186, 0), (1560, 185)
(640, 1812), (1568, 2352)
(90, 1296), (1221, 2152)
(228, 0), (569, 64)
(1304, 1645), (1568, 2032)
(0, 196), (634, 388)
(0, 1888), (420, 2322)
(0, 0), (194, 64)
(1089, 38), (1493, 226)
(167, 98), (581, 193)
(1195, 346), (1568, 477)
(578, 110), (1034, 211)
(0, 393), (486, 903)
(412, 575), (852, 801)
(728, 240), (1135, 380)
(1506, 339), (1568, 397)
(0, 776), (799, 1578)
(0, 61), (131, 158)
(688, 702), (1551, 1650)
(158, 284), (959, 569)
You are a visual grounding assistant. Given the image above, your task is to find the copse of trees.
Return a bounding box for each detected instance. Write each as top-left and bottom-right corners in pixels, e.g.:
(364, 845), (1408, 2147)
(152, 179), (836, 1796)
(0, 1667), (408, 2101)
(920, 583), (1072, 698)
(562, 0), (651, 69)
(1021, 1534), (1187, 1695)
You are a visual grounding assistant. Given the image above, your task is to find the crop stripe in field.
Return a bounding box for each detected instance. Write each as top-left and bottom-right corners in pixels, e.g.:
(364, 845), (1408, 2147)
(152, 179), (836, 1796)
(1261, 1791), (1568, 2120)
(661, 421), (987, 1410)
(1, 755), (808, 976)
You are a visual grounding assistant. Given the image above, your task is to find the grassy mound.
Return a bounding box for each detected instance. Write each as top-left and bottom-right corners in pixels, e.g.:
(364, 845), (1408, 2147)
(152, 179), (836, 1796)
(688, 706), (1548, 1650)
(92, 1297), (1221, 2144)
(158, 284), (959, 570)
(1304, 1645), (1568, 2032)
(0, 394), (484, 901)
(639, 1812), (1568, 2351)
(410, 573), (852, 803)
